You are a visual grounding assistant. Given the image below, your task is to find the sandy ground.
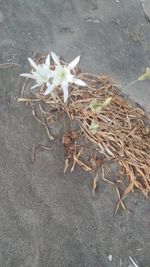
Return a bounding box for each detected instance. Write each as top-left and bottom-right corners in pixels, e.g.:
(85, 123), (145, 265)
(0, 0), (150, 266)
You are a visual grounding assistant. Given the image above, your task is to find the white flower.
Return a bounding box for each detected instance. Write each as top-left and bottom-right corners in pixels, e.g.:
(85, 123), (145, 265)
(44, 52), (86, 102)
(20, 54), (52, 89)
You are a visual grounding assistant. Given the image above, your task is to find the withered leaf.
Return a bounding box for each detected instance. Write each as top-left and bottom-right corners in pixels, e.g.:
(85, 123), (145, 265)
(93, 171), (99, 196)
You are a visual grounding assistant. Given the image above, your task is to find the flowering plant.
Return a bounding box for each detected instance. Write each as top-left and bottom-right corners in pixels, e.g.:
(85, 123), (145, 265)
(20, 52), (86, 102)
(18, 52), (150, 212)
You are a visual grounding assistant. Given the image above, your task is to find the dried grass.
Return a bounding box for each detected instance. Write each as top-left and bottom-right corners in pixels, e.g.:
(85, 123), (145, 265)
(18, 54), (150, 213)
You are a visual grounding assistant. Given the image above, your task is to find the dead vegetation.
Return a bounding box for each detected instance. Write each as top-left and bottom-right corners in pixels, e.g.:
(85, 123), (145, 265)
(17, 54), (150, 213)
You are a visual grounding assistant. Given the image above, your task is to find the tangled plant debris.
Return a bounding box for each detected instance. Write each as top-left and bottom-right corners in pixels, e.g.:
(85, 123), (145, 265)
(18, 52), (150, 213)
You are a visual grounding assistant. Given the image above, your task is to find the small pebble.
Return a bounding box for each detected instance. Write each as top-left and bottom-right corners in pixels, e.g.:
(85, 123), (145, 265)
(108, 254), (113, 261)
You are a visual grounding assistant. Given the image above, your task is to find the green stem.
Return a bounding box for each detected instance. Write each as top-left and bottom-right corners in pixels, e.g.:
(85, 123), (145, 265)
(123, 79), (139, 91)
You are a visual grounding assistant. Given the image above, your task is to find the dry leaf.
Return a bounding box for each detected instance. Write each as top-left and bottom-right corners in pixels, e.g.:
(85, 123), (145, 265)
(93, 171), (99, 195)
(62, 134), (72, 146)
(64, 158), (69, 173)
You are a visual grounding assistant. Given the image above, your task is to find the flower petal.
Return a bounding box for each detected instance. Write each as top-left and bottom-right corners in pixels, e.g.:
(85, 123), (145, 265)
(51, 51), (60, 65)
(73, 78), (86, 86)
(45, 54), (50, 68)
(68, 56), (80, 70)
(20, 73), (36, 79)
(44, 83), (56, 95)
(31, 83), (41, 89)
(62, 84), (69, 102)
(28, 58), (37, 69)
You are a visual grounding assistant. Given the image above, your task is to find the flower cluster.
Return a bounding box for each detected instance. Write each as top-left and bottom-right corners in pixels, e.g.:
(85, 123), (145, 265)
(20, 52), (86, 102)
